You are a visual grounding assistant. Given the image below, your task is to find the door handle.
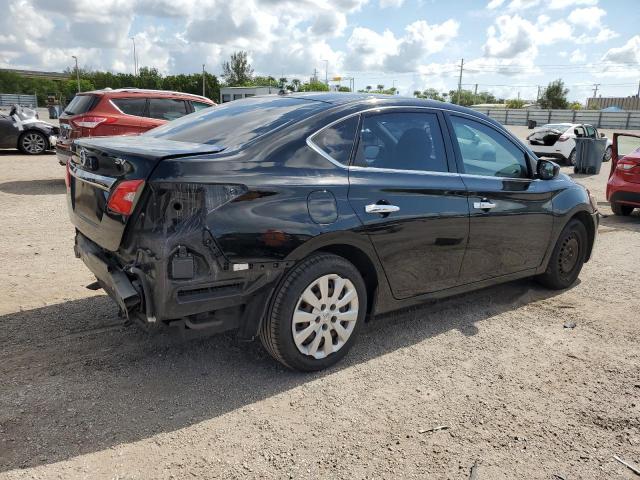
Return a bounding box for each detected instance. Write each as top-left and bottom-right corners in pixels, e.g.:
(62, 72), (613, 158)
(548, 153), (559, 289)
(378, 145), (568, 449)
(473, 201), (496, 210)
(365, 203), (400, 214)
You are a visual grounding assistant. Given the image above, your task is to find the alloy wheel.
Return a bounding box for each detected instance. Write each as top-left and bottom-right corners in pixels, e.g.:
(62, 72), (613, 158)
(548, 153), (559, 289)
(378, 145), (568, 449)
(21, 133), (46, 154)
(291, 273), (359, 360)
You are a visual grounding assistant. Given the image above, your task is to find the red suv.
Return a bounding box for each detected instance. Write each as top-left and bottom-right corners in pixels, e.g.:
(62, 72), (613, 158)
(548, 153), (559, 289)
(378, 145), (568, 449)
(607, 133), (640, 216)
(56, 88), (215, 165)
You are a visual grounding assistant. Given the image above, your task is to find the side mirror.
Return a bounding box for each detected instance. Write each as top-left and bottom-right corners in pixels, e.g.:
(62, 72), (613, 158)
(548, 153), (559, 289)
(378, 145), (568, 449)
(537, 159), (560, 180)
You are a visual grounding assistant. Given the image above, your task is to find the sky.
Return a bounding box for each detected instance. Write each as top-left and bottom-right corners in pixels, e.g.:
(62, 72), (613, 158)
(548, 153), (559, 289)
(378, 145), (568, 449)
(1, 0), (639, 102)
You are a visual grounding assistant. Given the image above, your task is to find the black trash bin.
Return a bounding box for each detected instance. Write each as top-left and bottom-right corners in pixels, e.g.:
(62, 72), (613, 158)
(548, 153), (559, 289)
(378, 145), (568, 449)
(574, 137), (607, 175)
(528, 119), (537, 129)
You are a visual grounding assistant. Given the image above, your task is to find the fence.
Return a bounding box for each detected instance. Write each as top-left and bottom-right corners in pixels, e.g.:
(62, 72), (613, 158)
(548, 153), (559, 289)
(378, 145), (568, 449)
(0, 93), (38, 108)
(470, 107), (640, 130)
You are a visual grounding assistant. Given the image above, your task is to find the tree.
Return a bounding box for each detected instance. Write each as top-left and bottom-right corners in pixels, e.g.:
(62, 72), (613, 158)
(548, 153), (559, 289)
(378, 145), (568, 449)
(289, 78), (301, 91)
(278, 77), (287, 87)
(376, 84), (384, 91)
(221, 51), (254, 86)
(539, 79), (569, 109)
(338, 86), (351, 92)
(298, 80), (329, 92)
(506, 98), (525, 109)
(415, 88), (445, 101)
(365, 85), (372, 91)
(569, 101), (583, 110)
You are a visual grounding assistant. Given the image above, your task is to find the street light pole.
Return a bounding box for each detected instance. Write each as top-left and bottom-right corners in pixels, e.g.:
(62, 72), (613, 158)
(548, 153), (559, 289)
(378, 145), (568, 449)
(322, 59), (328, 85)
(71, 55), (80, 93)
(202, 64), (206, 97)
(130, 37), (137, 76)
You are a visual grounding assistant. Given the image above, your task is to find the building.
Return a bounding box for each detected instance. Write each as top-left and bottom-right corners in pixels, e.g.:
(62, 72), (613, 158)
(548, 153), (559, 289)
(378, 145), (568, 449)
(0, 68), (68, 81)
(219, 86), (282, 103)
(586, 95), (640, 111)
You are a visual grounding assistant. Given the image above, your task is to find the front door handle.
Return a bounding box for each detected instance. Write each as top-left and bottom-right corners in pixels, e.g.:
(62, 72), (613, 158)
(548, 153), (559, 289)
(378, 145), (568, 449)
(473, 201), (496, 210)
(365, 203), (400, 214)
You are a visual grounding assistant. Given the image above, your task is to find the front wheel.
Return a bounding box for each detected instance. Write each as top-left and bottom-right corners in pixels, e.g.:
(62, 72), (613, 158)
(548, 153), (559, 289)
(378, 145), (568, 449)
(603, 146), (612, 162)
(537, 219), (587, 290)
(260, 253), (367, 371)
(568, 148), (577, 166)
(611, 203), (634, 216)
(18, 131), (48, 155)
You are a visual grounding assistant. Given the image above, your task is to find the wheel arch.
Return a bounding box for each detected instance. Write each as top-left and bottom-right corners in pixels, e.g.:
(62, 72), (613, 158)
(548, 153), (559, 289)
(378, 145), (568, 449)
(570, 210), (596, 262)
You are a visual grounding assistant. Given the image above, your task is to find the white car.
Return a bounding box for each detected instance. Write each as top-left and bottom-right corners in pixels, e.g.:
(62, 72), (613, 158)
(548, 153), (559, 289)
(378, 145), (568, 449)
(527, 123), (612, 166)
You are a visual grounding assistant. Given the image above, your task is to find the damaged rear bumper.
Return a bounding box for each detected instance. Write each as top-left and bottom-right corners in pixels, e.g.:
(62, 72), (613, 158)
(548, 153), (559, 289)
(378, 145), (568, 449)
(74, 232), (283, 338)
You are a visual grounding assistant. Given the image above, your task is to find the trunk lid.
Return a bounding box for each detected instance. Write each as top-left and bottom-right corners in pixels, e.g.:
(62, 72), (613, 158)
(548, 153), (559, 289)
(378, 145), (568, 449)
(67, 135), (224, 251)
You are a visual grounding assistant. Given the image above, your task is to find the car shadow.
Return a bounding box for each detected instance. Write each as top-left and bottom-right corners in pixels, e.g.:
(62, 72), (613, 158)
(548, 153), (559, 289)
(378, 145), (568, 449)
(0, 179), (65, 195)
(0, 279), (566, 471)
(598, 211), (640, 233)
(0, 150), (55, 156)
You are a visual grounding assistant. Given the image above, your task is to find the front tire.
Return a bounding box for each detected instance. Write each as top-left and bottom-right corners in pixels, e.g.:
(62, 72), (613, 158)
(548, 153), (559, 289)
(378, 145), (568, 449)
(18, 131), (48, 155)
(537, 219), (587, 290)
(611, 203), (634, 216)
(603, 146), (612, 162)
(567, 148), (577, 166)
(260, 253), (367, 371)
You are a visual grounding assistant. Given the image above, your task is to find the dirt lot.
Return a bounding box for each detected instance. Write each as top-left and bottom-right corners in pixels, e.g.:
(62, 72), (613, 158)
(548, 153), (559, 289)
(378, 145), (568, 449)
(0, 127), (639, 479)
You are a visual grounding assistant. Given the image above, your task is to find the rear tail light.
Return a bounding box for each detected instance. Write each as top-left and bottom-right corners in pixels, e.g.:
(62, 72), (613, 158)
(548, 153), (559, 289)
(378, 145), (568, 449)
(557, 135), (569, 142)
(107, 179), (145, 215)
(616, 160), (640, 172)
(71, 116), (116, 129)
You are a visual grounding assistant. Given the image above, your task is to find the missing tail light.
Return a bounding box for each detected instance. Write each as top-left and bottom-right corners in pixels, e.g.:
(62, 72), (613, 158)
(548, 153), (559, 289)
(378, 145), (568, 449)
(72, 116), (116, 129)
(107, 179), (145, 215)
(557, 135), (569, 142)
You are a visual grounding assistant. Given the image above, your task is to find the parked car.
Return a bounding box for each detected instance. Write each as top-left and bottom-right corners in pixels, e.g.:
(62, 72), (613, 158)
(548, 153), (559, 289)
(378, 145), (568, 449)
(607, 133), (640, 216)
(56, 88), (215, 165)
(0, 105), (58, 154)
(66, 94), (598, 371)
(527, 123), (612, 165)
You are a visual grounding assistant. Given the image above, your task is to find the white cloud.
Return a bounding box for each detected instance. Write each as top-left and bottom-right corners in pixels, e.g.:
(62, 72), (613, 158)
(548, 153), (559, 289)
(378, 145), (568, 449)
(569, 48), (586, 63)
(486, 0), (505, 8)
(379, 0), (404, 7)
(602, 35), (640, 65)
(568, 6), (606, 30)
(548, 0), (597, 8)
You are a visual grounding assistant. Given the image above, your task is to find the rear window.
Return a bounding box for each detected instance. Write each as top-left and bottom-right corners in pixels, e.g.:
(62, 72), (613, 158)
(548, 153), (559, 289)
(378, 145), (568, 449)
(112, 97), (147, 116)
(64, 95), (98, 115)
(192, 101), (212, 112)
(145, 97), (328, 149)
(148, 98), (189, 120)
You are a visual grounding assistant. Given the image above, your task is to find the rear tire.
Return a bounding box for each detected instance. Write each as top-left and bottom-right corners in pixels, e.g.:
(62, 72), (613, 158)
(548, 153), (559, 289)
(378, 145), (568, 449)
(536, 219), (587, 290)
(603, 146), (612, 162)
(611, 203), (634, 216)
(18, 131), (48, 155)
(260, 253), (367, 372)
(567, 148), (577, 166)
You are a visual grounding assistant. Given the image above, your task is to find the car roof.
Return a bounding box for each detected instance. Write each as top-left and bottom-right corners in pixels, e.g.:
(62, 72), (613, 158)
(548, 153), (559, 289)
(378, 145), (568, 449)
(80, 88), (214, 103)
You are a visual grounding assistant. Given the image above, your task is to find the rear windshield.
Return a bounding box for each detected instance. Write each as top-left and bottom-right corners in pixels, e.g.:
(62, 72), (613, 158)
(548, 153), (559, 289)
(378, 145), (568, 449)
(64, 94), (98, 115)
(543, 124), (571, 131)
(145, 96), (328, 149)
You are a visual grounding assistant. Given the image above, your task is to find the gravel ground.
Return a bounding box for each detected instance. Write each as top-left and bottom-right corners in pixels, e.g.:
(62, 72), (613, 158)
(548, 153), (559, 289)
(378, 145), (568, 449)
(0, 127), (639, 479)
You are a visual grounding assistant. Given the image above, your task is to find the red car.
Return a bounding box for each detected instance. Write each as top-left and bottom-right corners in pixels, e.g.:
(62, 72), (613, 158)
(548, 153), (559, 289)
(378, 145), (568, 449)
(607, 133), (640, 216)
(56, 88), (215, 165)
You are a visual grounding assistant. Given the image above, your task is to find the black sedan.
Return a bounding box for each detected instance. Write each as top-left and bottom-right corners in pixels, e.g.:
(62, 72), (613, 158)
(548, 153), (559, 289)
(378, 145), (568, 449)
(0, 106), (58, 154)
(66, 93), (598, 371)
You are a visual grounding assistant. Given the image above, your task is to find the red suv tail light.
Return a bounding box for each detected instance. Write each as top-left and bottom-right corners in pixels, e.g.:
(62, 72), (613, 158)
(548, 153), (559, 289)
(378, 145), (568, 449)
(107, 180), (145, 215)
(616, 159), (640, 173)
(72, 116), (116, 129)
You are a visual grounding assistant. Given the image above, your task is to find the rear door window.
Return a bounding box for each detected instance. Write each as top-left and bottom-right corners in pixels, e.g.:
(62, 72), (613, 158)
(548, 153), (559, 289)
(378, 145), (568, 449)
(148, 99), (189, 120)
(111, 97), (147, 116)
(352, 111), (448, 172)
(585, 125), (597, 138)
(311, 116), (359, 165)
(64, 95), (98, 115)
(192, 101), (212, 112)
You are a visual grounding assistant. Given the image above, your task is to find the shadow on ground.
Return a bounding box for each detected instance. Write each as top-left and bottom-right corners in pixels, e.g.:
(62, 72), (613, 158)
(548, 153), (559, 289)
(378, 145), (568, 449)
(0, 179), (65, 195)
(0, 279), (566, 471)
(598, 211), (640, 233)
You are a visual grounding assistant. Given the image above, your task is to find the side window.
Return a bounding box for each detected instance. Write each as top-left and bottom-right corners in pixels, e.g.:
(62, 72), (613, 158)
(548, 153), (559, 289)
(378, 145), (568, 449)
(192, 101), (212, 112)
(111, 97), (147, 116)
(353, 112), (448, 172)
(148, 99), (189, 120)
(311, 116), (359, 165)
(574, 126), (586, 137)
(585, 125), (596, 138)
(450, 115), (529, 178)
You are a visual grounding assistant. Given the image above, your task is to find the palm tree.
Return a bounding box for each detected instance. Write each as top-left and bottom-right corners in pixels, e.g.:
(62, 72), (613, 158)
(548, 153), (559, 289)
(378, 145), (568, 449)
(290, 78), (301, 91)
(376, 84), (384, 91)
(278, 77), (287, 87)
(365, 85), (372, 92)
(414, 90), (421, 97)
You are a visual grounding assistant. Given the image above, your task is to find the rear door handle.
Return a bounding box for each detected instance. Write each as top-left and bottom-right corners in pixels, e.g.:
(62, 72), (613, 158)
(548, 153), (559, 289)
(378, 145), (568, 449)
(473, 201), (496, 210)
(365, 203), (400, 214)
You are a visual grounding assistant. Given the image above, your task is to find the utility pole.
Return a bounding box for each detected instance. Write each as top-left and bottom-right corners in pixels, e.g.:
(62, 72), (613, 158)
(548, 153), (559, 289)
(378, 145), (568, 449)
(202, 64), (206, 97)
(456, 58), (464, 105)
(592, 83), (600, 99)
(130, 37), (137, 76)
(637, 79), (640, 97)
(71, 55), (80, 93)
(322, 60), (328, 85)
(536, 85), (541, 103)
(474, 83), (478, 95)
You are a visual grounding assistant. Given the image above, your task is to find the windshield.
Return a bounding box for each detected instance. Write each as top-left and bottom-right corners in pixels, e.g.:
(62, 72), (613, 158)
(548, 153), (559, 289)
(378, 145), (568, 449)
(145, 96), (329, 150)
(64, 94), (98, 115)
